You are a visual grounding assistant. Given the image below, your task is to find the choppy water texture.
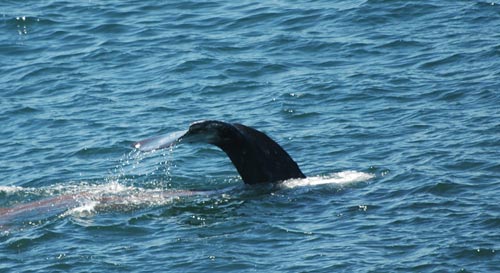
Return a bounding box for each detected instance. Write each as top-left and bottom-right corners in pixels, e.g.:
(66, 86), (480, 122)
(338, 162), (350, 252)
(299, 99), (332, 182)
(1, 0), (499, 272)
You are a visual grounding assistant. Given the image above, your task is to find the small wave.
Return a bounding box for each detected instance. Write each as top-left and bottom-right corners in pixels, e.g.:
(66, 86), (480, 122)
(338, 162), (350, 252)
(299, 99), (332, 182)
(0, 186), (25, 194)
(62, 200), (99, 217)
(283, 170), (374, 188)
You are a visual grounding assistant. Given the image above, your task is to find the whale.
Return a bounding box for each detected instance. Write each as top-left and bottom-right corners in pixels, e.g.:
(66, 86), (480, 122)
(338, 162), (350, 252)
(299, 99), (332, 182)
(133, 120), (306, 184)
(0, 120), (307, 230)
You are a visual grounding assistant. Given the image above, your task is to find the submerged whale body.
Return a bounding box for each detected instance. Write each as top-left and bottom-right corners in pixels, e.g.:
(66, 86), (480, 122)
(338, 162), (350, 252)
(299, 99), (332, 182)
(133, 120), (306, 184)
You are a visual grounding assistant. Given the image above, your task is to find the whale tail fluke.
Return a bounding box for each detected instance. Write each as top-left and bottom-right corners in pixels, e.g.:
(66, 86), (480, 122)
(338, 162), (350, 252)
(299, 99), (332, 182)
(132, 120), (305, 184)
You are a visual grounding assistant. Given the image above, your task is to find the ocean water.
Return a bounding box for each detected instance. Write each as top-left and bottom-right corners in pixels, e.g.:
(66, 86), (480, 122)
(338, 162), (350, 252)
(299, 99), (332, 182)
(1, 0), (499, 272)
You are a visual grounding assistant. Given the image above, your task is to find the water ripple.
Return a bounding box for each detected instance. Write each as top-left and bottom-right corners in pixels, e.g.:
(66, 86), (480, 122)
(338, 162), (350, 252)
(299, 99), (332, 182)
(1, 0), (500, 272)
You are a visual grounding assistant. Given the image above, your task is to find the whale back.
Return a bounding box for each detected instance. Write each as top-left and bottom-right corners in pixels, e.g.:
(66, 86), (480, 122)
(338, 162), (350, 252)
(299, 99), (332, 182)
(184, 120), (305, 184)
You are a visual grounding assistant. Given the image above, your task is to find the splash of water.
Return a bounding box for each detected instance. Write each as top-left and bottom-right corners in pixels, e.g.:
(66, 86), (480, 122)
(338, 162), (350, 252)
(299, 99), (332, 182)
(1, 168), (375, 234)
(283, 170), (374, 188)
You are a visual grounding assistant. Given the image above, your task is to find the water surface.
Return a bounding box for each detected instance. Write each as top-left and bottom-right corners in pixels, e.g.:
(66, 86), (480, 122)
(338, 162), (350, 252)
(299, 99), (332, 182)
(1, 0), (499, 272)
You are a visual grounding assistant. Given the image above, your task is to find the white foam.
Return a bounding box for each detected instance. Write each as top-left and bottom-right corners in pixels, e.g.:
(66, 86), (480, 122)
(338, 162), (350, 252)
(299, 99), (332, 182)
(0, 186), (24, 194)
(283, 170), (374, 188)
(64, 200), (99, 216)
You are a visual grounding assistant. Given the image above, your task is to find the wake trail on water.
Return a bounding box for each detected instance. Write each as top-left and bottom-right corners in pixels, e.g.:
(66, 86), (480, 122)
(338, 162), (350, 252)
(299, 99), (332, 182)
(0, 170), (374, 233)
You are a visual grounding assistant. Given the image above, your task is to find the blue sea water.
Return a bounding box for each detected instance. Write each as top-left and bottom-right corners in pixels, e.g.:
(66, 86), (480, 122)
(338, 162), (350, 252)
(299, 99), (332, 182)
(1, 0), (499, 272)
